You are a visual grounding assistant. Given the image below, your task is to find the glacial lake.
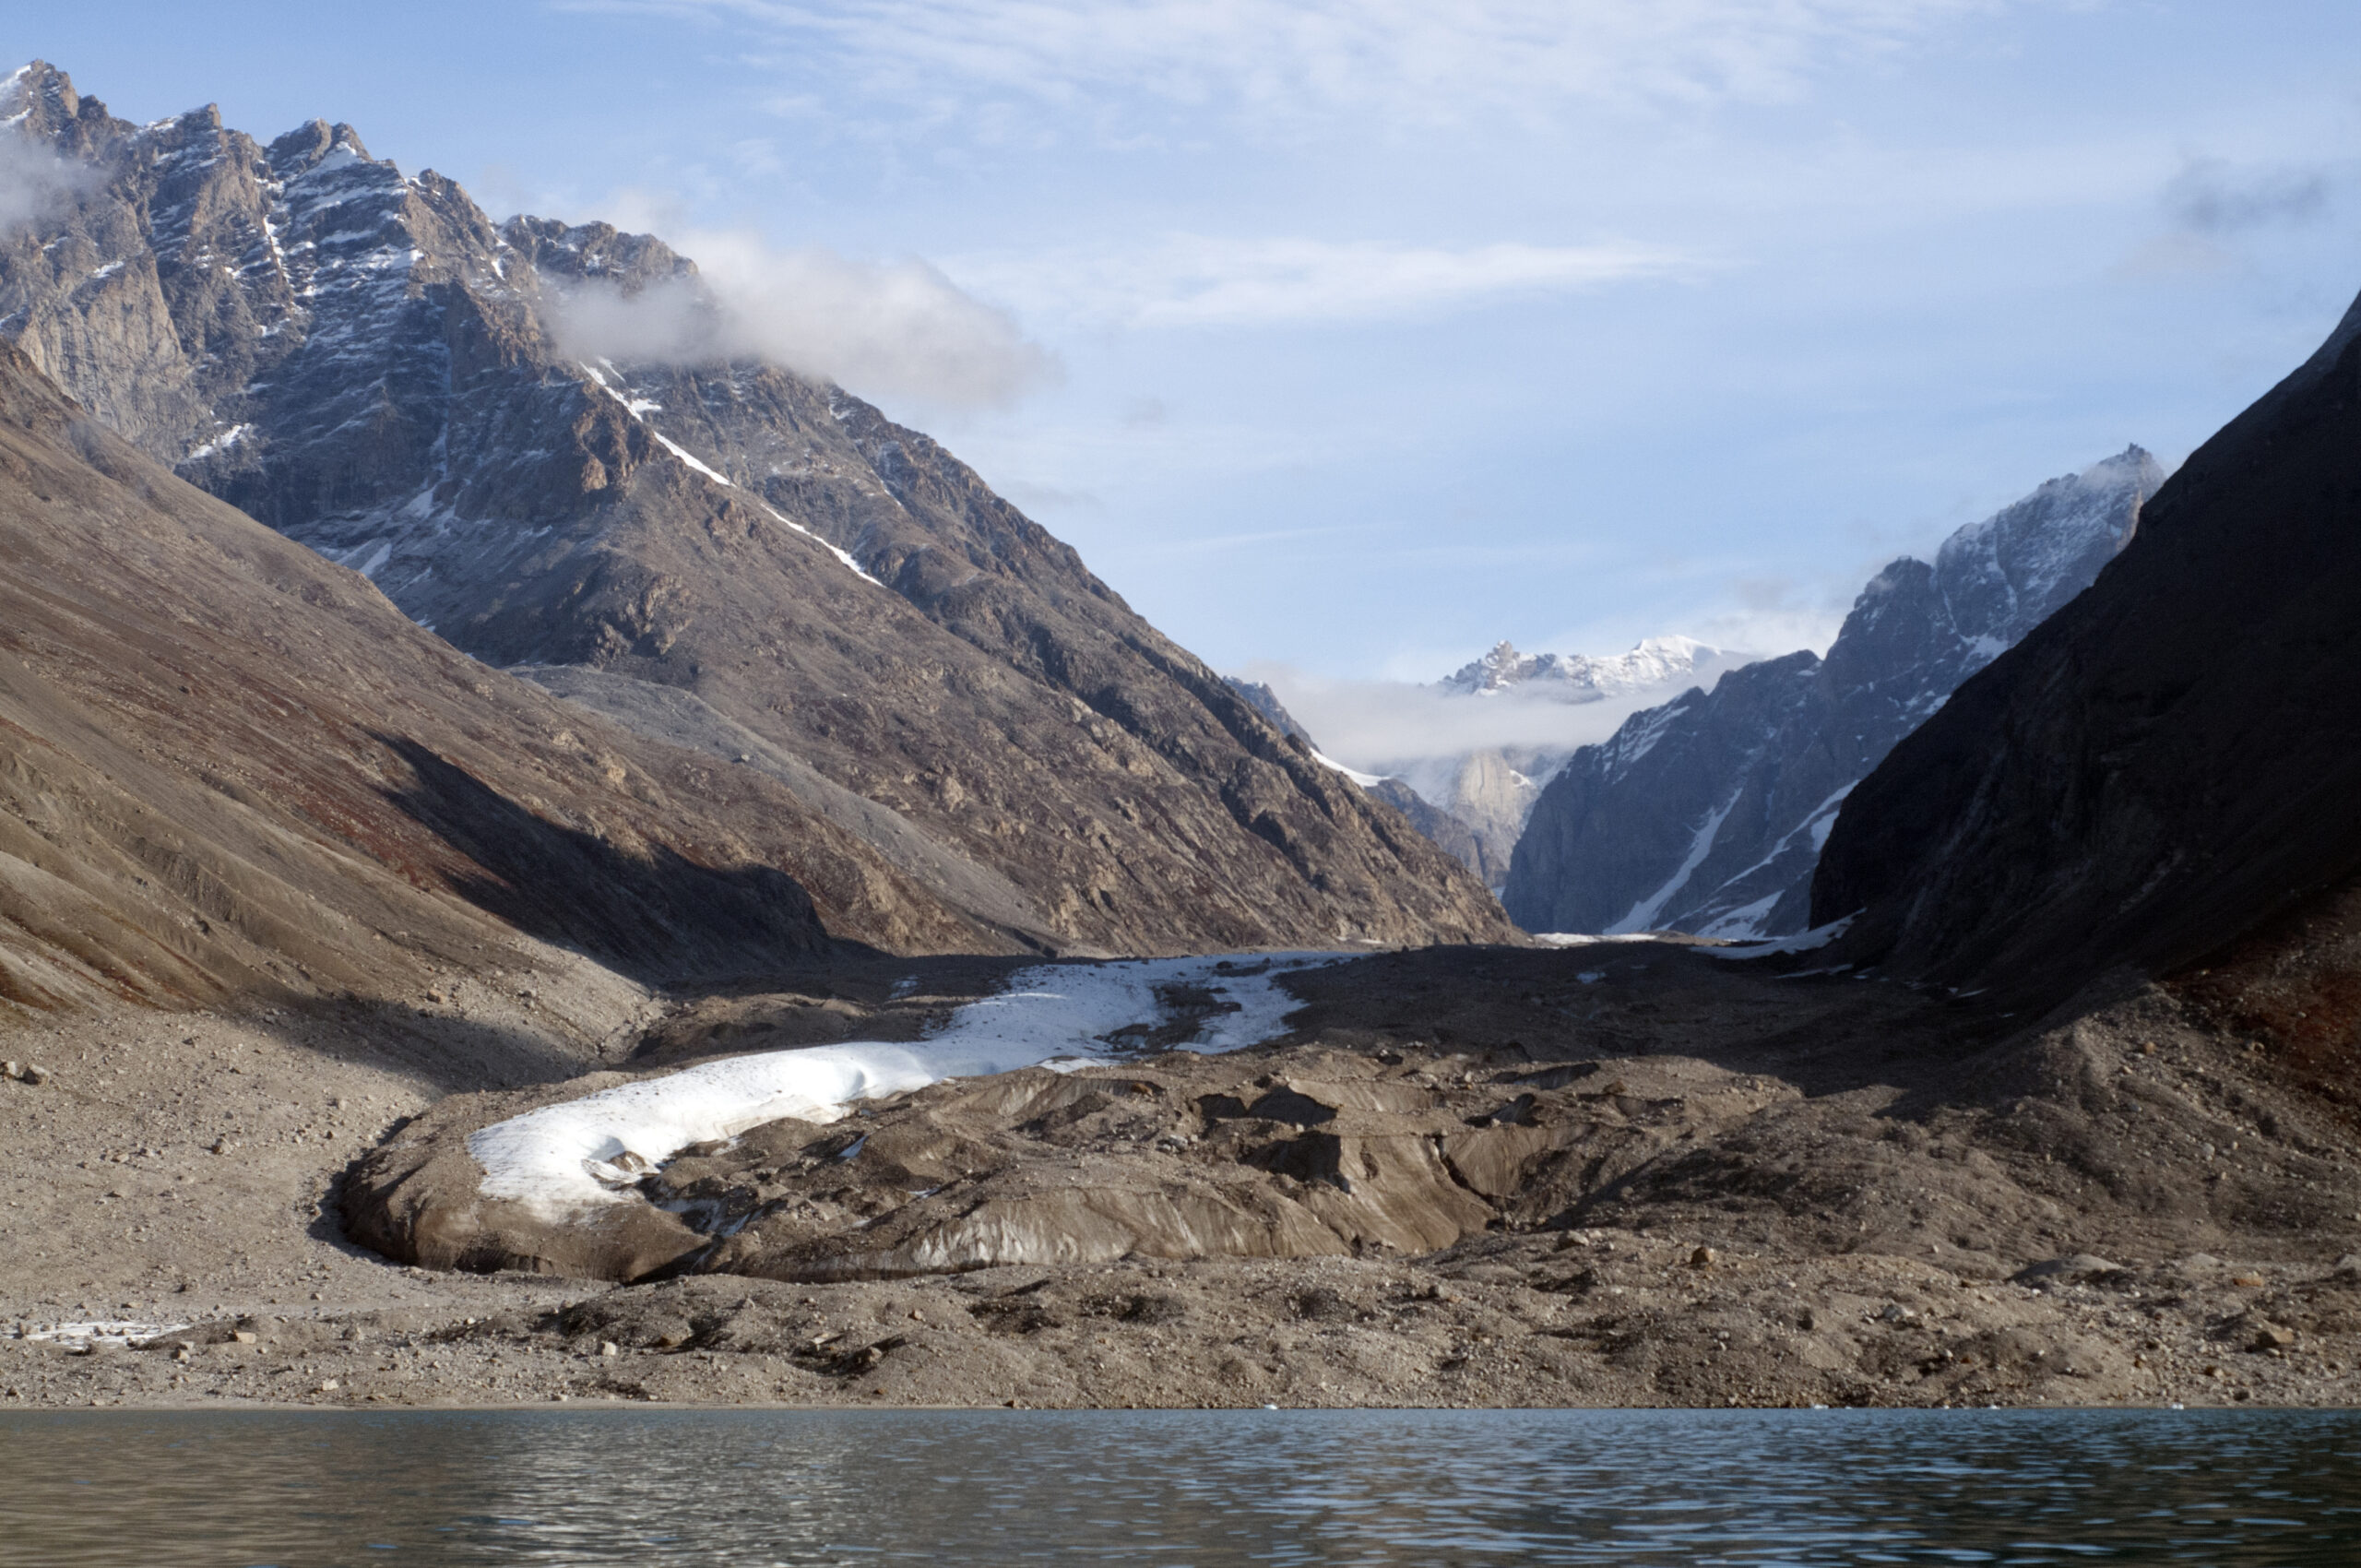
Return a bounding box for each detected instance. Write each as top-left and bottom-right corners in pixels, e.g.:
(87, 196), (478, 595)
(6, 1407), (2359, 1565)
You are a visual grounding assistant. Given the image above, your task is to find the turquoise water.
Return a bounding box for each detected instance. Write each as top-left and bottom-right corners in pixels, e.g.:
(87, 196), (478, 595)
(6, 1407), (2359, 1564)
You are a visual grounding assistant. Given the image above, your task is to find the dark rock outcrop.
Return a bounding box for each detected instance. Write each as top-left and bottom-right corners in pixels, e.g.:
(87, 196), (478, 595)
(1367, 778), (1491, 881)
(1815, 292), (2361, 1006)
(1504, 449), (2156, 936)
(0, 62), (1513, 956)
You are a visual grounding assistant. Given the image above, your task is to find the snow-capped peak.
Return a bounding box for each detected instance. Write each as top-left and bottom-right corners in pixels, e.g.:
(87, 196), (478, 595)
(1438, 634), (1724, 703)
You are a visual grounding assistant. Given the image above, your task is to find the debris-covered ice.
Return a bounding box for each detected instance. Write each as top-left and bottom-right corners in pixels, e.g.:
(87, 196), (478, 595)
(469, 954), (1343, 1218)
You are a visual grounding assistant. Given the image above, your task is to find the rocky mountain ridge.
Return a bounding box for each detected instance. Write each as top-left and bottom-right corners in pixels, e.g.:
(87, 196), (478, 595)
(0, 61), (1512, 956)
(1817, 294), (2361, 1022)
(0, 337), (1005, 1016)
(1504, 446), (2160, 937)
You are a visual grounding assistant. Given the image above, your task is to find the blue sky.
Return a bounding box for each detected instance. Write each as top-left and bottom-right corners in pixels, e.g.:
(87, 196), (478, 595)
(13, 2), (2361, 684)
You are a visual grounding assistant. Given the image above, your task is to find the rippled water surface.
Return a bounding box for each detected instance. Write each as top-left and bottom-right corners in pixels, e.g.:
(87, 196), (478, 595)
(6, 1407), (2360, 1565)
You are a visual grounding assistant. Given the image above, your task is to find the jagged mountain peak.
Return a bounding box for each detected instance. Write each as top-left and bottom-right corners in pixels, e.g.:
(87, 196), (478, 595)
(503, 215), (698, 291)
(1928, 443), (2162, 654)
(2, 59), (74, 116)
(265, 117), (376, 173)
(0, 65), (1514, 956)
(1816, 309), (2361, 1007)
(3, 60), (113, 151)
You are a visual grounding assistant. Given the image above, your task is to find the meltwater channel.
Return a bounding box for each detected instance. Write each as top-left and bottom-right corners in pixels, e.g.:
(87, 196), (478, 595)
(6, 1406), (2361, 1565)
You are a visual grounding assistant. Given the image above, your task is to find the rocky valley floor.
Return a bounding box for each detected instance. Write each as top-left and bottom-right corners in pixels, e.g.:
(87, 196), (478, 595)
(3, 941), (2358, 1413)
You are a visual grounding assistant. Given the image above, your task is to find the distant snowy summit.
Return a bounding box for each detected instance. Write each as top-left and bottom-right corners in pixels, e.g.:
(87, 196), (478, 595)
(1438, 636), (1724, 703)
(1226, 637), (1733, 892)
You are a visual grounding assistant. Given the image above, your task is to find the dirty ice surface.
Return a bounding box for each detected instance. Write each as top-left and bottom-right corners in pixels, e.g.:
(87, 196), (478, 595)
(469, 955), (1344, 1218)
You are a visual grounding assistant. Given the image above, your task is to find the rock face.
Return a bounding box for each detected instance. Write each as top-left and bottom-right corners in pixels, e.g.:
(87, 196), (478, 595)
(1222, 678), (1311, 744)
(0, 61), (1512, 956)
(1505, 448), (2158, 937)
(1394, 749), (1558, 889)
(1366, 779), (1491, 880)
(0, 338), (995, 1014)
(1816, 294), (2361, 1006)
(1223, 676), (1535, 887)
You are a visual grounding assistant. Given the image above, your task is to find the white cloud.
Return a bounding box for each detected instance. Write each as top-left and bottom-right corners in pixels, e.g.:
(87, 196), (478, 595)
(948, 234), (1700, 328)
(0, 133), (91, 237)
(564, 0), (2019, 125)
(543, 210), (1058, 408)
(1685, 601), (1848, 659)
(2108, 153), (2350, 285)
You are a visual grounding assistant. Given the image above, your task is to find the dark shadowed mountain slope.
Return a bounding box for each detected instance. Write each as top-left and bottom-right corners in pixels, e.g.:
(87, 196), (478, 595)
(0, 62), (1512, 956)
(1503, 653), (1822, 937)
(1815, 293), (2361, 1007)
(0, 338), (1002, 1015)
(1504, 449), (2156, 937)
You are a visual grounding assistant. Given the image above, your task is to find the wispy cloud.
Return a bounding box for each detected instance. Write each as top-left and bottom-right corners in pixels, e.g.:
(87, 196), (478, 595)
(560, 0), (2018, 126)
(951, 235), (1702, 328)
(0, 132), (93, 238)
(1680, 577), (1850, 659)
(2116, 153), (2346, 280)
(542, 196), (1059, 408)
(2163, 155), (2332, 236)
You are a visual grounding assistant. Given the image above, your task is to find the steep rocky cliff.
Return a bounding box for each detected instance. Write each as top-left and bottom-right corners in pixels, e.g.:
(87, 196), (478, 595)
(1504, 448), (2156, 936)
(1815, 294), (2361, 1011)
(0, 62), (1513, 956)
(0, 338), (1003, 1015)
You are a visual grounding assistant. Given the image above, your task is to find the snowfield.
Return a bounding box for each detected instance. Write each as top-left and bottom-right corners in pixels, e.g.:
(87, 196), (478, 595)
(469, 954), (1344, 1218)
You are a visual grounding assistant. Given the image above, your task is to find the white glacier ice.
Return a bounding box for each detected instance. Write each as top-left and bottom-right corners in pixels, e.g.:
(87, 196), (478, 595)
(469, 953), (1345, 1218)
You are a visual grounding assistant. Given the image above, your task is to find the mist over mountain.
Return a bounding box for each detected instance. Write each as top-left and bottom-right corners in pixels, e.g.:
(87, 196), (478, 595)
(1244, 636), (1744, 886)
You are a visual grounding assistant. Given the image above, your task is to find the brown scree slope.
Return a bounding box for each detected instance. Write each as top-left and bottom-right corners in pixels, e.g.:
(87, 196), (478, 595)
(0, 337), (1008, 1017)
